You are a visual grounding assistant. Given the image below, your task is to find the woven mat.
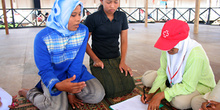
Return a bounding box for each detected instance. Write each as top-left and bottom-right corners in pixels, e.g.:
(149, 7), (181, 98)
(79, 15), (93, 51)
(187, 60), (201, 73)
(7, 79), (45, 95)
(11, 77), (178, 110)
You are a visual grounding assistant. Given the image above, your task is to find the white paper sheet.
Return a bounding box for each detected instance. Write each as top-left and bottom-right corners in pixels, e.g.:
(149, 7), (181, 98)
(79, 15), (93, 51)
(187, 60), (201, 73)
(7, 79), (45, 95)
(110, 95), (148, 110)
(0, 87), (12, 110)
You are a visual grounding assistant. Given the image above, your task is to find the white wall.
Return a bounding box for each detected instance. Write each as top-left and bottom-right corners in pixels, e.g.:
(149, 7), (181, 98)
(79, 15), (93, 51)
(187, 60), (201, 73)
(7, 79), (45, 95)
(17, 0), (33, 8)
(81, 0), (100, 7)
(0, 0), (33, 8)
(41, 0), (55, 8)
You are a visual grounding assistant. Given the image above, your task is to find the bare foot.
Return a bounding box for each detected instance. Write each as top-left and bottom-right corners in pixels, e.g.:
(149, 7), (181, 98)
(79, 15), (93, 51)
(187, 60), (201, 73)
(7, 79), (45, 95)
(18, 89), (29, 98)
(68, 94), (84, 109)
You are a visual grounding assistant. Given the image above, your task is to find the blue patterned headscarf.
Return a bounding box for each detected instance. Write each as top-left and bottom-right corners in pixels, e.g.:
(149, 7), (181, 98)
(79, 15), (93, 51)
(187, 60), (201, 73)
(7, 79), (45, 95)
(46, 0), (83, 36)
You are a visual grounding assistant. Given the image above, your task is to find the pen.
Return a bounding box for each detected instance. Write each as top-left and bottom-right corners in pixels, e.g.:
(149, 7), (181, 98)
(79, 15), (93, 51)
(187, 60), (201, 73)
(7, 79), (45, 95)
(206, 103), (211, 107)
(143, 86), (146, 103)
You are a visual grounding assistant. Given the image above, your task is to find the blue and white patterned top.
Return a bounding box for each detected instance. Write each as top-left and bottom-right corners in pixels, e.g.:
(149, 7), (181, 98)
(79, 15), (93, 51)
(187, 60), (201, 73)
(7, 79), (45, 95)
(34, 24), (95, 96)
(43, 29), (85, 64)
(34, 0), (95, 96)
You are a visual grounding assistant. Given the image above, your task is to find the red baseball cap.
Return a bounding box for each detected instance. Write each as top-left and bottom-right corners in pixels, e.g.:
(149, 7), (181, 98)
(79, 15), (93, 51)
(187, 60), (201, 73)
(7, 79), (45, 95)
(154, 19), (189, 51)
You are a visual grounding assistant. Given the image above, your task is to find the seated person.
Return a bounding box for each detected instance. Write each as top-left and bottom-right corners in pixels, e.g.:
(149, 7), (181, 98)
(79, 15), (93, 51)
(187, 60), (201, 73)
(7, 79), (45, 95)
(141, 19), (216, 110)
(191, 80), (220, 110)
(18, 0), (105, 109)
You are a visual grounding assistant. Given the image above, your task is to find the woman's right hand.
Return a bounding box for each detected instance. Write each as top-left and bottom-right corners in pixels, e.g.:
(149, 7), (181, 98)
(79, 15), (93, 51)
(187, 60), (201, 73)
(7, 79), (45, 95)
(93, 59), (104, 69)
(55, 75), (86, 93)
(141, 93), (154, 104)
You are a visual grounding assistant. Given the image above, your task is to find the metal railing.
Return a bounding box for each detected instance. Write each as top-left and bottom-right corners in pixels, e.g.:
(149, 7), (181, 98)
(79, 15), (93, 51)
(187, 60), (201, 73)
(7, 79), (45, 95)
(118, 7), (220, 25)
(0, 7), (219, 29)
(0, 8), (51, 28)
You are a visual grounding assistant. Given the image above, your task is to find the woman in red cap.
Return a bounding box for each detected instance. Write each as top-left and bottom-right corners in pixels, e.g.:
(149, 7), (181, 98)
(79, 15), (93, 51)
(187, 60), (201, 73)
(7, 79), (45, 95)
(141, 19), (216, 110)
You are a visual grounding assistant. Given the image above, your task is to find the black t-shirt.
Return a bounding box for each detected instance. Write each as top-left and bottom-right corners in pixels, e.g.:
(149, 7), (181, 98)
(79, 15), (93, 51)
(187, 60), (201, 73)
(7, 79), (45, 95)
(84, 8), (128, 59)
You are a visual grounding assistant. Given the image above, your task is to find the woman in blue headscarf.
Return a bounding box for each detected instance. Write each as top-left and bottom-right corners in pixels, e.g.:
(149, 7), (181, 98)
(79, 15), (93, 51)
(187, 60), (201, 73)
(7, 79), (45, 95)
(18, 0), (105, 109)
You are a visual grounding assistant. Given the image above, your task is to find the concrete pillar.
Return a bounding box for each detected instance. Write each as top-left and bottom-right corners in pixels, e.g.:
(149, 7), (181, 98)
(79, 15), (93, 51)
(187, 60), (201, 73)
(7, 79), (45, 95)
(2, 0), (9, 35)
(194, 0), (200, 34)
(10, 0), (13, 8)
(174, 0), (176, 7)
(145, 0), (148, 27)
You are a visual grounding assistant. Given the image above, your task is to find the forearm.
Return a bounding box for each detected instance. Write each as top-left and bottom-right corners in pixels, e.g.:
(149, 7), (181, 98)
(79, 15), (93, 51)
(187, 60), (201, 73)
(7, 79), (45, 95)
(156, 92), (165, 100)
(54, 81), (71, 92)
(148, 88), (160, 99)
(120, 42), (127, 63)
(120, 29), (128, 63)
(86, 43), (99, 61)
(45, 78), (61, 96)
(86, 32), (100, 62)
(149, 68), (167, 94)
(55, 82), (63, 91)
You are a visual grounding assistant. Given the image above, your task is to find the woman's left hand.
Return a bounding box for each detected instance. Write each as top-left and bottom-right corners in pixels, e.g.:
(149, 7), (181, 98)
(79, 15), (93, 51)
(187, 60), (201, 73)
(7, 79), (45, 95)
(119, 62), (133, 76)
(147, 92), (164, 110)
(68, 94), (84, 109)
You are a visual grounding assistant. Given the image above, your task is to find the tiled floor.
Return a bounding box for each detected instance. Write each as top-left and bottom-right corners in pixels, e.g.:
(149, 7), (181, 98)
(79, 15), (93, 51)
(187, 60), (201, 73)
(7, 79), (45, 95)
(0, 23), (219, 96)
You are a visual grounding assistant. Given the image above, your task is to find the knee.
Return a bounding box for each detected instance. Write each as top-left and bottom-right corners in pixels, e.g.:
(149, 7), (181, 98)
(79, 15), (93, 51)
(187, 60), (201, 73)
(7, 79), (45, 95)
(84, 86), (105, 104)
(191, 95), (206, 110)
(171, 101), (189, 109)
(90, 88), (105, 104)
(141, 70), (157, 87)
(36, 101), (51, 109)
(31, 96), (52, 109)
(80, 79), (105, 104)
(171, 97), (191, 109)
(27, 88), (52, 109)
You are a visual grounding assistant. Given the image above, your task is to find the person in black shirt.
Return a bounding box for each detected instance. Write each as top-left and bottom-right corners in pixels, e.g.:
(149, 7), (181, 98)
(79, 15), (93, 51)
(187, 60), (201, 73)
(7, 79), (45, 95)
(84, 0), (135, 98)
